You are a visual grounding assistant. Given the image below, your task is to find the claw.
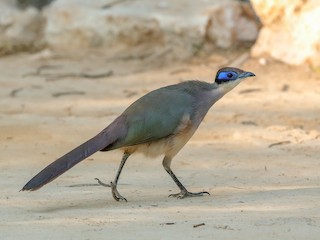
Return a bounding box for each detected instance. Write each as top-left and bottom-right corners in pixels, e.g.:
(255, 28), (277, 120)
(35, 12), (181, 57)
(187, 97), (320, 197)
(95, 178), (127, 202)
(94, 178), (111, 187)
(110, 181), (127, 202)
(169, 190), (210, 199)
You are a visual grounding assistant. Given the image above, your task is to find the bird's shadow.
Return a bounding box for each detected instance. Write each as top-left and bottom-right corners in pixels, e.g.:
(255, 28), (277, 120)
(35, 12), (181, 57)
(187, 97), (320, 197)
(27, 186), (212, 213)
(28, 185), (320, 213)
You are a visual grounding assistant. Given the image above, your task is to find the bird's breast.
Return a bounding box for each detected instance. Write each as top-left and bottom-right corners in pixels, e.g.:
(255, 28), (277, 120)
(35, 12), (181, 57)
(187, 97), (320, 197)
(123, 113), (197, 159)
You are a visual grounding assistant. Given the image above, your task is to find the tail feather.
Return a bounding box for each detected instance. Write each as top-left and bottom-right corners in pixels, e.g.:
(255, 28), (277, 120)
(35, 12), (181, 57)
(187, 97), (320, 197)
(22, 131), (114, 191)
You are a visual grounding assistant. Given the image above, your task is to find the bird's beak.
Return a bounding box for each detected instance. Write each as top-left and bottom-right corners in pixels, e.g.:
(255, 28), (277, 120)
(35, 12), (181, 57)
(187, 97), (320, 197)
(239, 71), (255, 79)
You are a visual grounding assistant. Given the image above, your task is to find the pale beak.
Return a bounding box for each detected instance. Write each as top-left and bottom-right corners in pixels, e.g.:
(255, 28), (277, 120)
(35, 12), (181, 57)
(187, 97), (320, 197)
(239, 71), (255, 79)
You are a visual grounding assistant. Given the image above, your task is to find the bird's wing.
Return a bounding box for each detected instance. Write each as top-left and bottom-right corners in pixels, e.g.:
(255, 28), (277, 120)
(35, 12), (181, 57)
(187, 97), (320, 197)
(110, 86), (195, 149)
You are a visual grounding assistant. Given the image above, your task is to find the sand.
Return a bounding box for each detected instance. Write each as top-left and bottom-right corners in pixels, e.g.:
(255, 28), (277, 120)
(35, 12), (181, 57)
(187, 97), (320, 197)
(0, 52), (319, 239)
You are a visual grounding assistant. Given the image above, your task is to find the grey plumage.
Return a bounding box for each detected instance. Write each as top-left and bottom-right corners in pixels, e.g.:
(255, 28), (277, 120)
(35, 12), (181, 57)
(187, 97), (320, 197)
(22, 67), (255, 202)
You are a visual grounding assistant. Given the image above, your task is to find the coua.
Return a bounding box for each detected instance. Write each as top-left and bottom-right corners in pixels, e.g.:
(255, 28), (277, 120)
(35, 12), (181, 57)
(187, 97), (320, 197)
(22, 67), (255, 202)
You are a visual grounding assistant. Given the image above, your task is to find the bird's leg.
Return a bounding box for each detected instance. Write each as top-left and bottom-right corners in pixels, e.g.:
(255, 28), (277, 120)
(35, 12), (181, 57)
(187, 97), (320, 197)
(110, 152), (130, 202)
(96, 152), (130, 202)
(162, 156), (210, 199)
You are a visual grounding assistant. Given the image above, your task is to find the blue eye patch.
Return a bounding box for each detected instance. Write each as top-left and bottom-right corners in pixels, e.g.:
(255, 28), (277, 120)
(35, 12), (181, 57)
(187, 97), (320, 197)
(215, 71), (238, 84)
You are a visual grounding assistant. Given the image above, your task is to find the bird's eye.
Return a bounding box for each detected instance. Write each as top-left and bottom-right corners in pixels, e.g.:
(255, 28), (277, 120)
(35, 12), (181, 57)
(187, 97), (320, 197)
(215, 70), (238, 84)
(227, 73), (233, 78)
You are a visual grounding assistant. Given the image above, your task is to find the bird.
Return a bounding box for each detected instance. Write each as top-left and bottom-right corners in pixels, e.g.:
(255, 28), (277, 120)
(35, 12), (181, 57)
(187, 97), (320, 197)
(22, 67), (255, 202)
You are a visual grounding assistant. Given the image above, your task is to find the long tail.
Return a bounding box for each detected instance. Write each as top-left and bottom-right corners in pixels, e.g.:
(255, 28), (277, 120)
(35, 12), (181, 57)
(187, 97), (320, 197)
(22, 130), (116, 191)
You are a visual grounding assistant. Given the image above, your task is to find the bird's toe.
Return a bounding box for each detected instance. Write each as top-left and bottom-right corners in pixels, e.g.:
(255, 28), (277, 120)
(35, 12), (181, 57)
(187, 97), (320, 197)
(110, 181), (127, 202)
(168, 190), (210, 199)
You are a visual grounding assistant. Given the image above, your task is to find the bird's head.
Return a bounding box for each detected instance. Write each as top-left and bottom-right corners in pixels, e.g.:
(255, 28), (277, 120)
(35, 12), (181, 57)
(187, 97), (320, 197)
(215, 67), (255, 93)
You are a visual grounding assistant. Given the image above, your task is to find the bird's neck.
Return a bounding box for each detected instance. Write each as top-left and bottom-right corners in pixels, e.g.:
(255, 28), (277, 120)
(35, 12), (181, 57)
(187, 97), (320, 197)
(215, 81), (241, 96)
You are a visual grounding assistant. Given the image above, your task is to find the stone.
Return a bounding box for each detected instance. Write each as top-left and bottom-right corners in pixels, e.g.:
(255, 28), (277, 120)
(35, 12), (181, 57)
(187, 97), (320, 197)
(0, 1), (45, 55)
(0, 0), (259, 62)
(205, 1), (259, 48)
(251, 0), (320, 67)
(43, 0), (258, 60)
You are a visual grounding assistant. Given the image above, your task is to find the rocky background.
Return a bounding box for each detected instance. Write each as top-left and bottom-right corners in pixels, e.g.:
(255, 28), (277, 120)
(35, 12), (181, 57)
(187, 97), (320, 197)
(0, 0), (319, 67)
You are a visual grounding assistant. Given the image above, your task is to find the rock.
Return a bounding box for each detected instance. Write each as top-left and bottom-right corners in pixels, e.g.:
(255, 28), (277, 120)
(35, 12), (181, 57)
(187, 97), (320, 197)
(44, 0), (258, 60)
(205, 1), (259, 48)
(251, 0), (320, 67)
(44, 1), (163, 52)
(0, 1), (45, 55)
(0, 0), (259, 62)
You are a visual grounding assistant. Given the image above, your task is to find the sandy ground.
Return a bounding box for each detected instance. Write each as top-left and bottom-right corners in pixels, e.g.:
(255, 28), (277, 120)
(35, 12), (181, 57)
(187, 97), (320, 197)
(0, 52), (320, 239)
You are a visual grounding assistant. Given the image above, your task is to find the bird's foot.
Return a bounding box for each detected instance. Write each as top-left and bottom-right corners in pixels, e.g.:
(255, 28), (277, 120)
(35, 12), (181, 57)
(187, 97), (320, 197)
(95, 178), (127, 202)
(110, 181), (127, 202)
(169, 189), (210, 199)
(95, 178), (111, 187)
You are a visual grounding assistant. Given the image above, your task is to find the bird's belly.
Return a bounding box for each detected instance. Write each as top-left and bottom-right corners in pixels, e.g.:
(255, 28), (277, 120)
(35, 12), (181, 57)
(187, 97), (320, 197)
(122, 113), (198, 158)
(123, 127), (196, 159)
(135, 138), (175, 158)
